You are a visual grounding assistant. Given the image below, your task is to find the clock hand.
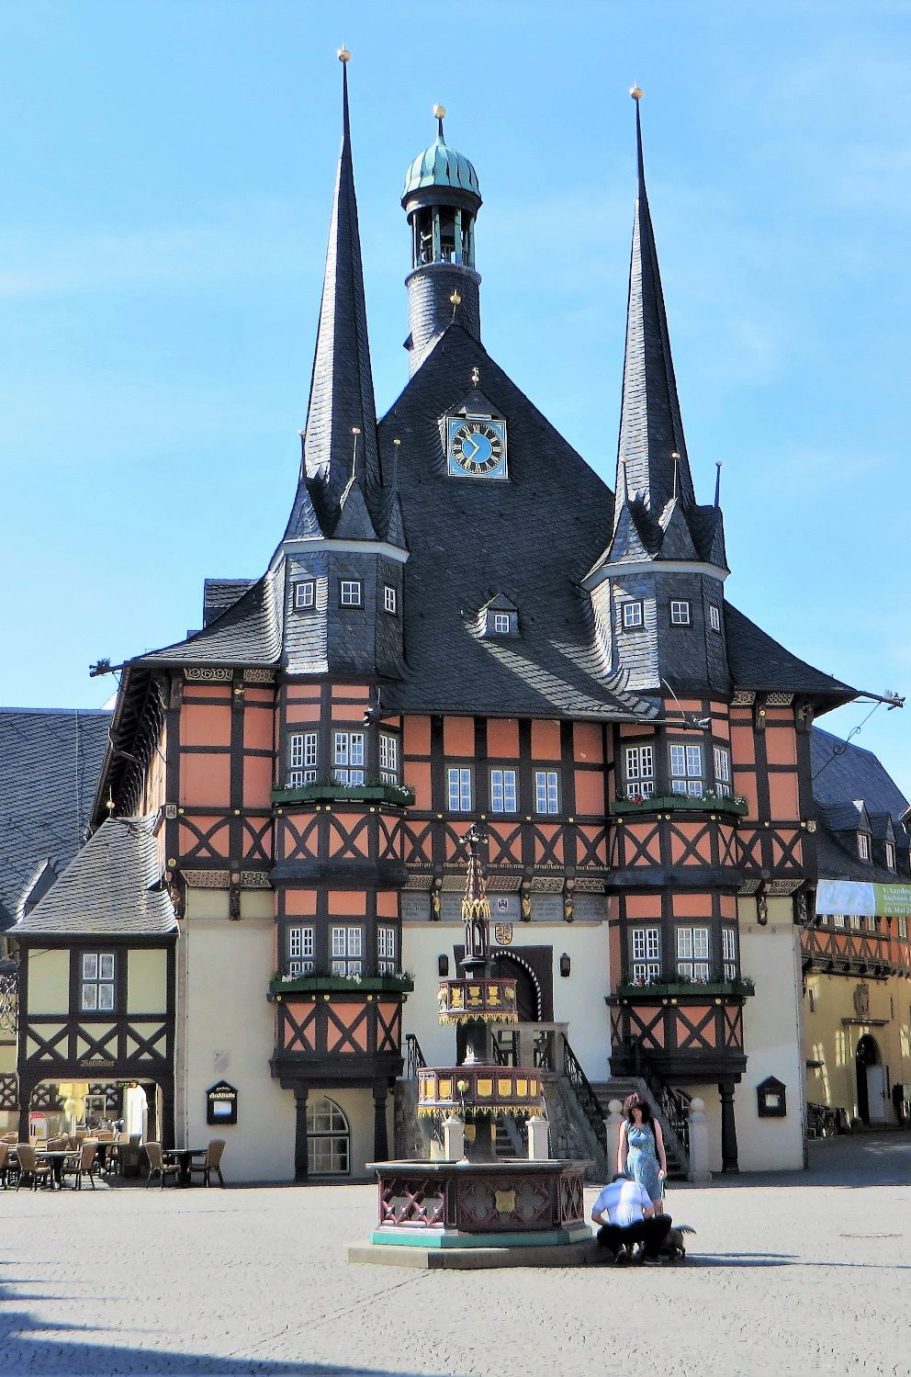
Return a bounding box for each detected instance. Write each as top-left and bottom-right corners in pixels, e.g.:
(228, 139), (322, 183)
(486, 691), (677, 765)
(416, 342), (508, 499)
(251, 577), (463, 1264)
(461, 434), (480, 462)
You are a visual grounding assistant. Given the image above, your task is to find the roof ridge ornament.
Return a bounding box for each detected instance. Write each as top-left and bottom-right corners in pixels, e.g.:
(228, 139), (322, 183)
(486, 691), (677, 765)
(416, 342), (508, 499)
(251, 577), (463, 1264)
(433, 103), (446, 141)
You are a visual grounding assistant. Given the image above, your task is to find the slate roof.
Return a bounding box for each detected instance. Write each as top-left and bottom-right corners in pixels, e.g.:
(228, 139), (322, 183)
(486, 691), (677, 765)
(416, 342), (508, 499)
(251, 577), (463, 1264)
(11, 815), (178, 938)
(811, 727), (909, 883)
(375, 326), (657, 721)
(724, 604), (855, 707)
(0, 709), (110, 933)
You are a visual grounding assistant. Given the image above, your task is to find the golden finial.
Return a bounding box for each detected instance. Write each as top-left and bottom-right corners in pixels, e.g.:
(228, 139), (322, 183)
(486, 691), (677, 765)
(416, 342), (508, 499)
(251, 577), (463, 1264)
(449, 289), (462, 307)
(630, 85), (643, 101)
(471, 366), (480, 386)
(337, 46), (351, 63)
(433, 103), (447, 120)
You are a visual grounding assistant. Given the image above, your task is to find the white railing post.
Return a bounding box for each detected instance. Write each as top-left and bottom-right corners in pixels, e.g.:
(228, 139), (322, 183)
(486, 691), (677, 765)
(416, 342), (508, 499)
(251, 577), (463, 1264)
(604, 1099), (624, 1176)
(527, 1114), (550, 1161)
(686, 1096), (712, 1183)
(442, 1113), (465, 1161)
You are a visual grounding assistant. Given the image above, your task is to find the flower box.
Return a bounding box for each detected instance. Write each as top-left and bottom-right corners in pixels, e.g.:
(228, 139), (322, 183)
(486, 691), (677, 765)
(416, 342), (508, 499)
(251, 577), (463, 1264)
(611, 793), (748, 818)
(271, 782), (415, 807)
(269, 973), (415, 996)
(613, 977), (755, 999)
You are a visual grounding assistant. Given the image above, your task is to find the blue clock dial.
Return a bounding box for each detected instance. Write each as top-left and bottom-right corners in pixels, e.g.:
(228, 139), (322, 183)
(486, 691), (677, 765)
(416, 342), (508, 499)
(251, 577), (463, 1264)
(447, 416), (508, 478)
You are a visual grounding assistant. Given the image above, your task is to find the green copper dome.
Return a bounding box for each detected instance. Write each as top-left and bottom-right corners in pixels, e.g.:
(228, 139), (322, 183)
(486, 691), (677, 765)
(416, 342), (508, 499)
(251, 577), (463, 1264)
(403, 131), (480, 200)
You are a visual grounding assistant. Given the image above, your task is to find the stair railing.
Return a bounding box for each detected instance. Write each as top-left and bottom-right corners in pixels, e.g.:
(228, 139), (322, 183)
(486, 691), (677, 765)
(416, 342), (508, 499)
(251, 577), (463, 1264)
(621, 1038), (691, 1157)
(561, 1035), (607, 1150)
(404, 1033), (426, 1080)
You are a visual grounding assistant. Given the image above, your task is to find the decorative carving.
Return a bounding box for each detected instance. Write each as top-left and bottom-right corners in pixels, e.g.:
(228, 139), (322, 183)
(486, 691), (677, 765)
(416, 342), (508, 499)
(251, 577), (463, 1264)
(241, 872), (272, 890)
(764, 693), (794, 707)
(183, 870), (231, 888)
(229, 886), (242, 921)
(243, 668), (275, 683)
(530, 877), (563, 893)
(184, 667), (233, 682)
(731, 691), (755, 706)
(573, 878), (606, 894)
(853, 984), (870, 1019)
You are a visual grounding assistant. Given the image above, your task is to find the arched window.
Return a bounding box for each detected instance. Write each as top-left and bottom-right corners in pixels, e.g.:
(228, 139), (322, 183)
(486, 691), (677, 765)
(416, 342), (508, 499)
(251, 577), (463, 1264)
(306, 1097), (350, 1176)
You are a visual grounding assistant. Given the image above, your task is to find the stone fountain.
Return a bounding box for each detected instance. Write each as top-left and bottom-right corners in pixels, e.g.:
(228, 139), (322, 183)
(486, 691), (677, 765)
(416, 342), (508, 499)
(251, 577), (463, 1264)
(348, 825), (593, 1269)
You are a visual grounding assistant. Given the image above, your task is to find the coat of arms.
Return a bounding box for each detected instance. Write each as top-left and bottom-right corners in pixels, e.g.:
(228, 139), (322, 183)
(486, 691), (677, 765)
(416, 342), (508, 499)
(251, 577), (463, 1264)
(494, 923), (513, 946)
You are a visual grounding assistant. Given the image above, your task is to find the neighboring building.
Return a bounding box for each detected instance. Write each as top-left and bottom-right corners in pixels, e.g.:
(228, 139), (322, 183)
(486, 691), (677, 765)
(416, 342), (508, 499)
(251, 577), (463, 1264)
(9, 69), (905, 1178)
(802, 729), (911, 1126)
(0, 708), (110, 1130)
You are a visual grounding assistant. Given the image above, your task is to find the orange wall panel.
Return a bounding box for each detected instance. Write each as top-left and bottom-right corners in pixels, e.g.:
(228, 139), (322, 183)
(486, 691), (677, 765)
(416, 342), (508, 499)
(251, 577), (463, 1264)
(408, 761), (432, 810)
(574, 771), (604, 816)
(769, 772), (799, 818)
(286, 687), (321, 702)
(731, 726), (756, 766)
(244, 710), (274, 752)
(487, 718), (519, 757)
(444, 716), (475, 756)
(623, 896), (661, 918)
(403, 715), (431, 756)
(181, 704), (231, 749)
(243, 755), (274, 809)
(180, 752), (231, 805)
(377, 892), (398, 917)
(531, 720), (561, 760)
(573, 722), (604, 764)
(285, 703), (322, 725)
(328, 890), (367, 915)
(284, 890), (317, 916)
(765, 728), (798, 767)
(183, 684), (231, 701)
(333, 685), (370, 703)
(672, 893), (711, 918)
(326, 1004), (368, 1052)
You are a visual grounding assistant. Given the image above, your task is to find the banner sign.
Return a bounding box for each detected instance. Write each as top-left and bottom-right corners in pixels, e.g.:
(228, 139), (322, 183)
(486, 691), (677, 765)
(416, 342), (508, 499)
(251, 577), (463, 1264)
(816, 879), (911, 918)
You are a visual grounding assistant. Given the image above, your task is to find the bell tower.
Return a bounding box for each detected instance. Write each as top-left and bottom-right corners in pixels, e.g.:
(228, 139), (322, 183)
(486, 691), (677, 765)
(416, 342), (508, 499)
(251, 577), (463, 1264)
(402, 106), (482, 374)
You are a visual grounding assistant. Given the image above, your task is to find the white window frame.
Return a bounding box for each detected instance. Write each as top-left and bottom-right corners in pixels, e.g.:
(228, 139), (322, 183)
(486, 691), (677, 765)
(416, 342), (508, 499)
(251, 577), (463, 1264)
(832, 913), (846, 929)
(670, 600), (691, 626)
(713, 745), (732, 797)
(534, 769), (560, 815)
(669, 742), (704, 796)
(81, 952), (115, 1012)
(624, 744), (655, 798)
(676, 926), (710, 981)
(288, 731), (318, 787)
(858, 832), (870, 861)
(885, 841), (895, 870)
(709, 604), (721, 633)
(307, 1097), (350, 1176)
(492, 612), (511, 635)
(333, 731), (365, 785)
(622, 600), (644, 630)
(379, 732), (399, 784)
(721, 927), (737, 981)
(447, 766), (473, 812)
(340, 580), (362, 607)
(630, 926), (661, 984)
(287, 926), (315, 976)
(490, 768), (518, 814)
(383, 585), (397, 615)
(330, 925), (363, 976)
(294, 580), (316, 610)
(897, 916), (908, 940)
(377, 925), (397, 974)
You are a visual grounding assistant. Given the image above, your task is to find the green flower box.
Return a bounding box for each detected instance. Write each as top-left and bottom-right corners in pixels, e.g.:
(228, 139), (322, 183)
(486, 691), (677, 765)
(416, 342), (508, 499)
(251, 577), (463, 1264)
(613, 978), (755, 999)
(611, 793), (748, 818)
(269, 973), (415, 996)
(271, 782), (415, 807)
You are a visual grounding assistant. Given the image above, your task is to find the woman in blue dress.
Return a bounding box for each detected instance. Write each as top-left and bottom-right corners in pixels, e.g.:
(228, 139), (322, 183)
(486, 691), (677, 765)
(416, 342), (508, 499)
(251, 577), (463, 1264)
(617, 1092), (667, 1206)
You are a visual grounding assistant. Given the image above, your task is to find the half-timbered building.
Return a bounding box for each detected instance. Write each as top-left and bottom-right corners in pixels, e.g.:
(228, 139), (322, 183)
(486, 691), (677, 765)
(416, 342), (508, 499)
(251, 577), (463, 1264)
(9, 65), (905, 1178)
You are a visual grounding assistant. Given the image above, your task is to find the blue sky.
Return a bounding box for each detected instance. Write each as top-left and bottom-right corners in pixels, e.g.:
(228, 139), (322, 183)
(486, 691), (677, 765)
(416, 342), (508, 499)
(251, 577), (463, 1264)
(2, 0), (909, 795)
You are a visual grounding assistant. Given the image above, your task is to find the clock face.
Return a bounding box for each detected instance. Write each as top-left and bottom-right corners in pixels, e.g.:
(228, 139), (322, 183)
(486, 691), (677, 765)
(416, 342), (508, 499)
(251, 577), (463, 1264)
(447, 416), (508, 479)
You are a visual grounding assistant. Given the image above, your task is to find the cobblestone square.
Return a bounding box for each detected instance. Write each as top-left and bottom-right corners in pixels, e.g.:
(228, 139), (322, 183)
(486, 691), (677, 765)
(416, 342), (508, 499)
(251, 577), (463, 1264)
(2, 1136), (909, 1376)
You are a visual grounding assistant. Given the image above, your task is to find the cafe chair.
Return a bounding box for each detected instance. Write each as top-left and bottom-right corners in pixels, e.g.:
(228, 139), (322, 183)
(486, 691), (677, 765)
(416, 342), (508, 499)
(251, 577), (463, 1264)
(15, 1143), (53, 1191)
(0, 1141), (13, 1188)
(188, 1140), (226, 1188)
(71, 1141), (99, 1191)
(145, 1141), (180, 1188)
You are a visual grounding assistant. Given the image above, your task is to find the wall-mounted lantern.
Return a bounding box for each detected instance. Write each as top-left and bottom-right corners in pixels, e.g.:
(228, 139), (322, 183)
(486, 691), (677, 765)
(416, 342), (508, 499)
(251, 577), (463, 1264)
(559, 953), (571, 978)
(438, 954), (450, 977)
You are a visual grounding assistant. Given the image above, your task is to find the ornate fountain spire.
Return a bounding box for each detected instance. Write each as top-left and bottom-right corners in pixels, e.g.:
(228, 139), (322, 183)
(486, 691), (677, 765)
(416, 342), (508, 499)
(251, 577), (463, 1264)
(461, 822), (491, 972)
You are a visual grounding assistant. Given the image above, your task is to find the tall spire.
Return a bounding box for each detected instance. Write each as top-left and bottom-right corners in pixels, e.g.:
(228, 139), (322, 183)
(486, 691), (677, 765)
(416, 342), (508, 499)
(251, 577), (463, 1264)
(284, 50), (380, 538)
(613, 89), (695, 533)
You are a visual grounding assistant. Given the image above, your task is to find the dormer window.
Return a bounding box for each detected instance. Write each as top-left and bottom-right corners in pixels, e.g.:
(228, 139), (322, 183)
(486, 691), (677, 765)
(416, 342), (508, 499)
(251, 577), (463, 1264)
(858, 832), (870, 861)
(294, 580), (316, 611)
(670, 600), (691, 626)
(493, 612), (510, 634)
(622, 600), (644, 630)
(340, 580), (362, 608)
(885, 840), (896, 870)
(485, 607), (518, 636)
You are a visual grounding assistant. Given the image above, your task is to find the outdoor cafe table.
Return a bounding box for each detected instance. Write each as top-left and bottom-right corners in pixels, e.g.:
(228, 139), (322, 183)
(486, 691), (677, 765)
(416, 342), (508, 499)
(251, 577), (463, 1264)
(36, 1150), (73, 1189)
(165, 1147), (206, 1187)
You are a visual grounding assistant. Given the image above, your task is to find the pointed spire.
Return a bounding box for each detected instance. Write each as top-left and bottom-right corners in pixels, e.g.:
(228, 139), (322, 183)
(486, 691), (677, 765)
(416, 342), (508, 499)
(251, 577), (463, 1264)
(613, 89), (695, 534)
(284, 50), (380, 539)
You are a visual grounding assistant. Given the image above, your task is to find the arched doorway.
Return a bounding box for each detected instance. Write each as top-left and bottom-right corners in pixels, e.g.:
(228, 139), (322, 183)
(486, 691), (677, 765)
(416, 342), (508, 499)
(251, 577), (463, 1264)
(855, 1034), (879, 1124)
(306, 1096), (350, 1176)
(490, 951), (543, 1022)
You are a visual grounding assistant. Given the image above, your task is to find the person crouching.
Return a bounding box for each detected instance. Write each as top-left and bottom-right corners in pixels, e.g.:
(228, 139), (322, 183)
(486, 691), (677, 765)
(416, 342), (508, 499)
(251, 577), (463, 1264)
(590, 1171), (672, 1265)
